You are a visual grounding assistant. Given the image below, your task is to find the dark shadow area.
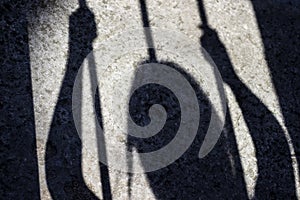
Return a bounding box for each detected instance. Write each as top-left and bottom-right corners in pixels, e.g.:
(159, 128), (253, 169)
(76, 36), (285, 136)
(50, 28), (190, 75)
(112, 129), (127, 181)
(126, 0), (248, 199)
(0, 1), (40, 199)
(251, 0), (300, 183)
(198, 0), (296, 198)
(127, 63), (249, 199)
(45, 0), (111, 199)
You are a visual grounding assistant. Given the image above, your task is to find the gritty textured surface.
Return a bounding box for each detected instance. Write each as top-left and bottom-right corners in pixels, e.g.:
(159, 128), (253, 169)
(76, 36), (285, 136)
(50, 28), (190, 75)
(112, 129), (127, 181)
(1, 0), (300, 199)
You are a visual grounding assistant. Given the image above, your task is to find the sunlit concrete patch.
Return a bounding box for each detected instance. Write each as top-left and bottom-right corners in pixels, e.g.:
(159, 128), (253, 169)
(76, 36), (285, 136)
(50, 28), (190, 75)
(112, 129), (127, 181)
(28, 1), (78, 199)
(27, 0), (299, 199)
(203, 0), (299, 198)
(73, 27), (226, 174)
(225, 84), (257, 199)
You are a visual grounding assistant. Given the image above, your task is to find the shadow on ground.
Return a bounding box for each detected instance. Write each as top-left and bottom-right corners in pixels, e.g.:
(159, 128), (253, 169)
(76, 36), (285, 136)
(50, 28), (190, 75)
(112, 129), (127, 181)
(126, 0), (248, 199)
(251, 0), (300, 186)
(45, 0), (110, 199)
(126, 0), (297, 199)
(198, 0), (296, 198)
(1, 1), (40, 199)
(1, 0), (299, 199)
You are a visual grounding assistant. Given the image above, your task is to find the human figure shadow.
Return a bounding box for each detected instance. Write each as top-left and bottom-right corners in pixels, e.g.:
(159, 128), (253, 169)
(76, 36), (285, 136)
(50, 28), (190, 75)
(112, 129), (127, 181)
(127, 63), (249, 199)
(45, 0), (111, 199)
(251, 0), (300, 184)
(0, 1), (40, 199)
(126, 0), (248, 199)
(197, 0), (296, 198)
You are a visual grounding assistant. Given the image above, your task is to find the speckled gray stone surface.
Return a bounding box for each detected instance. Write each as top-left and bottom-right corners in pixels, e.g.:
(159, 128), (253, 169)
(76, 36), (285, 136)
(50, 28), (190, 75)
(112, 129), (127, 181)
(1, 0), (300, 199)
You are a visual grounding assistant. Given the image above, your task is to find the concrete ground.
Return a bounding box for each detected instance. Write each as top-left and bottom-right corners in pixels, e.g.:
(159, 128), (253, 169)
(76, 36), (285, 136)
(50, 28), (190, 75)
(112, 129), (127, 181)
(2, 0), (300, 199)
